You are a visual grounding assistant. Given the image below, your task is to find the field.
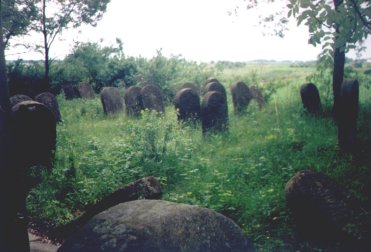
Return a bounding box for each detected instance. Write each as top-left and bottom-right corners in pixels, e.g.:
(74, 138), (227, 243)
(27, 63), (371, 250)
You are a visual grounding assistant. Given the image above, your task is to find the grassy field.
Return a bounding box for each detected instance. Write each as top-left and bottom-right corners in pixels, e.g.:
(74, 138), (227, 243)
(27, 63), (371, 250)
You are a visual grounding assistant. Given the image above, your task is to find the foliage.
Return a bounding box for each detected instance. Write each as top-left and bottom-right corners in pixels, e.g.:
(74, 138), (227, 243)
(288, 0), (370, 56)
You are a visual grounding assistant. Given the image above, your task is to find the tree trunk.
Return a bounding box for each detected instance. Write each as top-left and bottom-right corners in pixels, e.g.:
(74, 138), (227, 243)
(332, 0), (345, 121)
(332, 45), (345, 121)
(42, 0), (50, 91)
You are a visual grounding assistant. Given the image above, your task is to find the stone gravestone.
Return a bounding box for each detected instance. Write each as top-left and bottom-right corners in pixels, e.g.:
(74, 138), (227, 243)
(77, 83), (95, 99)
(58, 200), (254, 252)
(231, 81), (252, 114)
(205, 77), (221, 85)
(338, 79), (359, 153)
(178, 82), (199, 94)
(203, 80), (227, 102)
(10, 100), (56, 183)
(300, 83), (322, 115)
(100, 87), (124, 115)
(285, 170), (370, 248)
(9, 94), (32, 108)
(173, 88), (201, 123)
(140, 84), (164, 113)
(124, 86), (143, 117)
(62, 85), (81, 100)
(35, 92), (62, 123)
(201, 91), (228, 134)
(250, 86), (266, 109)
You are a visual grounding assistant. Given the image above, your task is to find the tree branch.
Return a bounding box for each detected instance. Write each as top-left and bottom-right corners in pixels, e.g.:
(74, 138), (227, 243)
(349, 0), (371, 31)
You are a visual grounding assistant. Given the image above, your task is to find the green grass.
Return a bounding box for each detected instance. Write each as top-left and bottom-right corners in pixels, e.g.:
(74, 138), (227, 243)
(27, 64), (371, 250)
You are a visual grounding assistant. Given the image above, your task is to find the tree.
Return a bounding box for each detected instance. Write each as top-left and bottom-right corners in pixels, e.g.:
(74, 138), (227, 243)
(34, 0), (111, 90)
(2, 0), (38, 48)
(239, 0), (370, 117)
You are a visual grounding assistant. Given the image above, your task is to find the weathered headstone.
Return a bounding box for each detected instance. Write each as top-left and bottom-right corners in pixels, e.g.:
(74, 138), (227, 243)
(58, 200), (253, 252)
(231, 81), (252, 114)
(203, 81), (227, 103)
(338, 79), (359, 153)
(300, 83), (322, 115)
(77, 83), (95, 99)
(250, 86), (266, 109)
(201, 91), (228, 134)
(178, 82), (199, 94)
(173, 88), (201, 123)
(285, 170), (369, 247)
(9, 94), (32, 108)
(140, 84), (164, 113)
(100, 87), (124, 115)
(124, 86), (143, 117)
(10, 100), (56, 182)
(35, 92), (62, 123)
(62, 85), (80, 100)
(205, 77), (221, 85)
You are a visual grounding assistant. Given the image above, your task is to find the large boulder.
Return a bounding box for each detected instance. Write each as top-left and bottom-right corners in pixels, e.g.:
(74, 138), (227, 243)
(124, 86), (143, 117)
(173, 88), (201, 123)
(201, 91), (228, 135)
(300, 83), (322, 115)
(140, 84), (164, 113)
(231, 81), (252, 114)
(285, 170), (370, 247)
(58, 200), (253, 252)
(100, 87), (124, 115)
(35, 92), (62, 123)
(338, 79), (359, 153)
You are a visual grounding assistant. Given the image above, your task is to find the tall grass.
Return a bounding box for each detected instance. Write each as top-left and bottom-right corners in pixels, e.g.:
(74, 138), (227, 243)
(27, 64), (371, 250)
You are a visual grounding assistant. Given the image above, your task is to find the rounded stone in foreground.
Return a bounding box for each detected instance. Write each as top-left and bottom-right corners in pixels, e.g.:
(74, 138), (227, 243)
(58, 200), (253, 252)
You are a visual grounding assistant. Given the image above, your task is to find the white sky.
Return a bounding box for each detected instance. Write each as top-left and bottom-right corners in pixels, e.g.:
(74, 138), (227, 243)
(6, 0), (371, 62)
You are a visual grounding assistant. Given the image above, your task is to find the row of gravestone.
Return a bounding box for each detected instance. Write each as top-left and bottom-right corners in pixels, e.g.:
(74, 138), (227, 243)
(300, 80), (359, 153)
(99, 78), (265, 135)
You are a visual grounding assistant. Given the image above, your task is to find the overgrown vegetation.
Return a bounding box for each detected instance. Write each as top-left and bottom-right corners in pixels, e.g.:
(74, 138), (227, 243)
(23, 57), (371, 250)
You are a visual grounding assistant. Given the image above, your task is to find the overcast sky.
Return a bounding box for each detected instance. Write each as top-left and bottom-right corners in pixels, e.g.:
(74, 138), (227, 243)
(6, 0), (371, 62)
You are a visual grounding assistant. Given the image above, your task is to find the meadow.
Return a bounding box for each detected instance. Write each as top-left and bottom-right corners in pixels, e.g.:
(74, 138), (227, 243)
(26, 62), (371, 250)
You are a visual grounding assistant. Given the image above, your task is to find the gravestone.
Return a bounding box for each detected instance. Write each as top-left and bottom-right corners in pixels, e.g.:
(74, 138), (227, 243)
(58, 200), (254, 252)
(124, 86), (143, 117)
(250, 86), (266, 109)
(10, 100), (56, 182)
(62, 85), (80, 100)
(285, 170), (369, 247)
(338, 79), (359, 153)
(77, 83), (95, 99)
(201, 91), (228, 134)
(231, 81), (252, 114)
(203, 81), (227, 102)
(205, 77), (221, 85)
(100, 87), (124, 115)
(35, 92), (62, 123)
(178, 82), (199, 94)
(9, 94), (32, 108)
(300, 83), (322, 115)
(173, 88), (201, 123)
(140, 84), (164, 113)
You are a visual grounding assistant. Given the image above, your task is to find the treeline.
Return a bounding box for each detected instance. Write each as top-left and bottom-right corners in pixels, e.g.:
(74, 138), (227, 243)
(7, 42), (216, 101)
